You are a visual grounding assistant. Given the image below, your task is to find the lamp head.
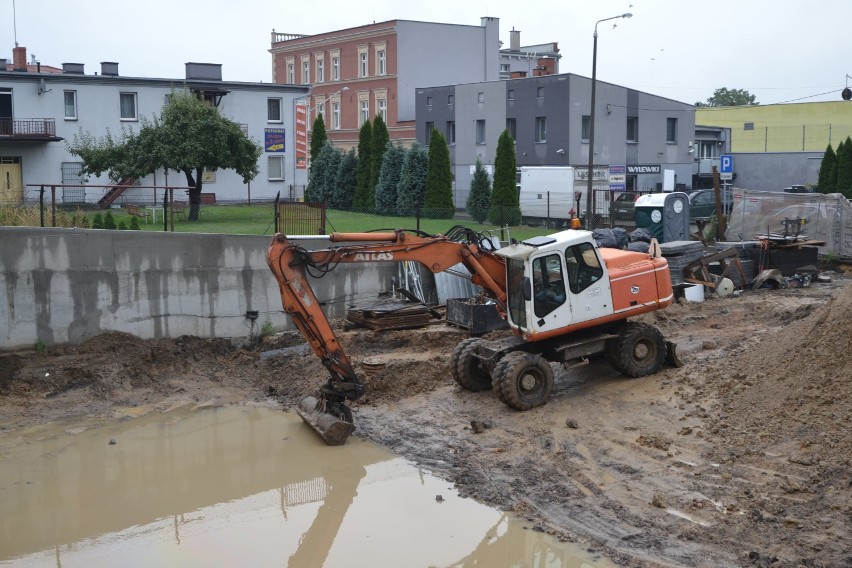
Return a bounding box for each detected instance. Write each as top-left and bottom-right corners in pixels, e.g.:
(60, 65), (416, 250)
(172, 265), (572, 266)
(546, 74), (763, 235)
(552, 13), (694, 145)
(623, 12), (633, 18)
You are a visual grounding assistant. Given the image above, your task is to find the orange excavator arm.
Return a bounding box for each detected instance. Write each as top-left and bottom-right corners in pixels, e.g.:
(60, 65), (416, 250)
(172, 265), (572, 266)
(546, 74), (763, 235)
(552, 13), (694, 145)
(266, 227), (506, 430)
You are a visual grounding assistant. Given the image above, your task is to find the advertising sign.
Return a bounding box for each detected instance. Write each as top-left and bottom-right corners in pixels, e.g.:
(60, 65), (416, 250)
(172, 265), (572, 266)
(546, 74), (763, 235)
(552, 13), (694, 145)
(295, 105), (307, 169)
(608, 165), (626, 190)
(265, 128), (286, 153)
(574, 166), (609, 182)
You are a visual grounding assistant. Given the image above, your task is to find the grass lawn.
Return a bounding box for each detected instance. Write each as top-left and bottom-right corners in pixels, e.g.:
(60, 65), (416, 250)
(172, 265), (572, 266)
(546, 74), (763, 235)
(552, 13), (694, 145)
(107, 203), (557, 241)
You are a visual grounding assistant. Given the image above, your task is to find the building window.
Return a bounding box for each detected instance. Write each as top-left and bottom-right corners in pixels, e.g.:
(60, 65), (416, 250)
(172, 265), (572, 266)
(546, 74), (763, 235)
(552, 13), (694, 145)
(287, 63), (295, 84)
(506, 118), (516, 140)
(537, 87), (544, 99)
(302, 60), (310, 84)
(268, 98), (282, 122)
(478, 92), (485, 103)
(507, 89), (514, 101)
(744, 122), (754, 130)
(360, 99), (370, 125)
(316, 101), (325, 120)
(476, 119), (486, 145)
(64, 90), (77, 120)
(425, 122), (434, 145)
(626, 117), (638, 142)
(446, 121), (455, 144)
(316, 59), (324, 83)
(119, 92), (137, 121)
(332, 57), (340, 81)
(448, 94), (454, 105)
(426, 96), (433, 107)
(268, 155), (284, 181)
(666, 117), (678, 143)
(332, 102), (340, 129)
(378, 98), (387, 121)
(581, 115), (591, 141)
(535, 116), (547, 142)
(377, 50), (386, 75)
(359, 51), (368, 77)
(500, 63), (510, 73)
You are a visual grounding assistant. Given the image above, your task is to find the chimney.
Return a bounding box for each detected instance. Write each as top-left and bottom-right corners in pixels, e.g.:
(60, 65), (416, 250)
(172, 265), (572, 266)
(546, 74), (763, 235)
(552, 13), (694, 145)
(101, 62), (119, 76)
(62, 63), (85, 74)
(12, 46), (27, 72)
(0, 58), (7, 71)
(510, 28), (520, 50)
(536, 57), (556, 76)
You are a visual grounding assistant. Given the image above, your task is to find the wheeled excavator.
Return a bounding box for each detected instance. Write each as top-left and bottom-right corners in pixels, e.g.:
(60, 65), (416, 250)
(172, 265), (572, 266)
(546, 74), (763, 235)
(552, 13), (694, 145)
(267, 226), (676, 445)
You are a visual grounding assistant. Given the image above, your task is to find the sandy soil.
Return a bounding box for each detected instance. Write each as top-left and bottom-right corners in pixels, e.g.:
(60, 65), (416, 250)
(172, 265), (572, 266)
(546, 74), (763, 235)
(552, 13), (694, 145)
(2, 273), (850, 568)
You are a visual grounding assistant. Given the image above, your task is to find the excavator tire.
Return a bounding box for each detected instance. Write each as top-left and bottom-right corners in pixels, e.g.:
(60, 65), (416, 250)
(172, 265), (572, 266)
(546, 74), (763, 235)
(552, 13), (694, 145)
(450, 338), (482, 387)
(454, 339), (493, 392)
(607, 322), (666, 378)
(492, 351), (554, 411)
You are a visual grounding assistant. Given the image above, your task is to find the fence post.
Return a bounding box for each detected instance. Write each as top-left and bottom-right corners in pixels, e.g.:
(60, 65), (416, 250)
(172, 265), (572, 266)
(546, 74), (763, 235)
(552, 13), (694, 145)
(274, 192), (280, 233)
(50, 186), (56, 227)
(39, 185), (45, 227)
(547, 191), (551, 227)
(162, 192), (168, 232)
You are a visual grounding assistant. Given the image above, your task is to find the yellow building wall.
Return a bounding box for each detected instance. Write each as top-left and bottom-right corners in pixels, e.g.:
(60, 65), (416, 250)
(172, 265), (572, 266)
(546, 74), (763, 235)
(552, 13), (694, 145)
(696, 101), (852, 153)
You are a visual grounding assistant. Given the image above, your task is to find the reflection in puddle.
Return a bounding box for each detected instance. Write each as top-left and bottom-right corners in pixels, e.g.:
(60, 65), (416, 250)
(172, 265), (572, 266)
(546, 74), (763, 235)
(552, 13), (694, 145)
(0, 406), (614, 567)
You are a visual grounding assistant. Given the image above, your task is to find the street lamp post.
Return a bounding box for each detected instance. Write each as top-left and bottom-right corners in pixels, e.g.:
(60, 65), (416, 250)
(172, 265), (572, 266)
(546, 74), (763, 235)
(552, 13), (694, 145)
(585, 12), (632, 230)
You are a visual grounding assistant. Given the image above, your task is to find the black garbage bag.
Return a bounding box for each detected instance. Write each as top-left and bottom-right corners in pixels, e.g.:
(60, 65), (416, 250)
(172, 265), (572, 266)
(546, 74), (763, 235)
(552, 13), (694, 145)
(612, 227), (629, 249)
(627, 241), (650, 253)
(592, 228), (619, 248)
(629, 227), (653, 243)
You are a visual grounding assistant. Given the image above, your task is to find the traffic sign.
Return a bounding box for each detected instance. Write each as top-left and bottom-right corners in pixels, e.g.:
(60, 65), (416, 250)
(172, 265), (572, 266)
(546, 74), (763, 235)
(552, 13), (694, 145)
(720, 154), (733, 173)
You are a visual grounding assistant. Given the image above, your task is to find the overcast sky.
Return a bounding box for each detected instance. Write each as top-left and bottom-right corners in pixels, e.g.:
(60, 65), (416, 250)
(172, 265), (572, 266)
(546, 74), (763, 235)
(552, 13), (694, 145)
(3, 0), (850, 106)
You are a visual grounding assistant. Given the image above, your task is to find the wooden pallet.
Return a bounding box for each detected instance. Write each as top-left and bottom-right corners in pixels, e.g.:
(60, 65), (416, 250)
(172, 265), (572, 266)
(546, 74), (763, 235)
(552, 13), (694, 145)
(347, 299), (445, 331)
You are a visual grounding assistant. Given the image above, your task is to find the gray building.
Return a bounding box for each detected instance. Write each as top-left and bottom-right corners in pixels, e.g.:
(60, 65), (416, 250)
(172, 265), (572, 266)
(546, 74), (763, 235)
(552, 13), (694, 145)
(416, 73), (695, 210)
(1, 47), (308, 205)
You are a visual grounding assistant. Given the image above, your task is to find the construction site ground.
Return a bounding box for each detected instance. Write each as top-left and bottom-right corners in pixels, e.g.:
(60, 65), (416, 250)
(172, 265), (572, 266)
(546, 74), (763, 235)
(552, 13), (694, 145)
(1, 272), (850, 568)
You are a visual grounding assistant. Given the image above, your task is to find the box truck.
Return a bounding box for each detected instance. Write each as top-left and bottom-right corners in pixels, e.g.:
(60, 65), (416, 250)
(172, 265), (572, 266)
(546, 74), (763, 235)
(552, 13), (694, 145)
(517, 166), (581, 227)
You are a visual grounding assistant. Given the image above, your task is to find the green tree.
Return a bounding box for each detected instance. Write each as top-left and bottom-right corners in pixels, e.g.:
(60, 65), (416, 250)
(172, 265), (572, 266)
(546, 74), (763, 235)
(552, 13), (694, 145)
(422, 128), (455, 219)
(104, 210), (117, 230)
(370, 114), (390, 197)
(488, 129), (520, 225)
(129, 216), (141, 230)
(375, 142), (406, 215)
(396, 144), (429, 216)
(466, 158), (491, 223)
(353, 120), (373, 210)
(92, 212), (104, 229)
(310, 113), (327, 166)
(305, 143), (339, 202)
(331, 149), (357, 209)
(68, 90), (261, 221)
(701, 88), (758, 107)
(835, 136), (852, 198)
(817, 143), (837, 194)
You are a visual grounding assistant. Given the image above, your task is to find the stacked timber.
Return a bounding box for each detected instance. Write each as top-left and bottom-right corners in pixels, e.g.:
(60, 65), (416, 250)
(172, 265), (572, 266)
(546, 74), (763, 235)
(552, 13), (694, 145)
(346, 298), (445, 331)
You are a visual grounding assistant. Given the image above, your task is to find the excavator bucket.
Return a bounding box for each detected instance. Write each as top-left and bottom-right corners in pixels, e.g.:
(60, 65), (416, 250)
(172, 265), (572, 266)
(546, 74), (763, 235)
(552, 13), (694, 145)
(296, 396), (356, 446)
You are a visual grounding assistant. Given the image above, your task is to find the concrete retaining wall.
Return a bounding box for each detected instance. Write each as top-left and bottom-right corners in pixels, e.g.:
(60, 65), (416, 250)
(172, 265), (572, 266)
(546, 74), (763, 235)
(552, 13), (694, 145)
(0, 228), (397, 351)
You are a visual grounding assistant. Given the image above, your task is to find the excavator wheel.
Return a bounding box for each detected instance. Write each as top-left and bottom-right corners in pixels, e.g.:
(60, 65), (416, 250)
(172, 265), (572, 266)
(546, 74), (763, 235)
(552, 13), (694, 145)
(492, 351), (554, 411)
(607, 322), (666, 378)
(450, 338), (483, 387)
(454, 338), (493, 392)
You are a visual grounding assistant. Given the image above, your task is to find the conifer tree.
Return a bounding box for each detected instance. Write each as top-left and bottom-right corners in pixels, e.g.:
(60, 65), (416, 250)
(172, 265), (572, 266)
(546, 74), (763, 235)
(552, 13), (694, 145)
(423, 128), (455, 218)
(375, 142), (406, 215)
(331, 149), (357, 209)
(835, 137), (852, 198)
(370, 114), (390, 202)
(488, 129), (520, 225)
(310, 113), (327, 166)
(353, 120), (373, 210)
(466, 158), (491, 224)
(817, 144), (836, 194)
(396, 144), (429, 216)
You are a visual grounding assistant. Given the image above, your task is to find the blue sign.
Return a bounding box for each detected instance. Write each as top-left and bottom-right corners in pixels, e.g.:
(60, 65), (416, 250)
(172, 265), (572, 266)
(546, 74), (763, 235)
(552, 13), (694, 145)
(265, 128), (286, 153)
(720, 154), (733, 173)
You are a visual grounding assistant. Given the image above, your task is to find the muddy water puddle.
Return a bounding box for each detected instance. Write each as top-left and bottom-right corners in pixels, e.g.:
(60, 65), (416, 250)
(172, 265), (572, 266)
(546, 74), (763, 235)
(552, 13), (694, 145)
(0, 405), (614, 567)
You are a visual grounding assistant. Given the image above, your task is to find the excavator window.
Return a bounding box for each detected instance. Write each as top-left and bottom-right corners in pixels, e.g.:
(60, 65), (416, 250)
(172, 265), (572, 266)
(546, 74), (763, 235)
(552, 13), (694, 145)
(533, 254), (567, 318)
(566, 243), (603, 294)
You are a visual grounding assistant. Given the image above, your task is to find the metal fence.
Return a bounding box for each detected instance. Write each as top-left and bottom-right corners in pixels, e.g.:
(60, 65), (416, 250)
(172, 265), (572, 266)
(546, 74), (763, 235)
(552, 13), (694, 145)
(2, 185), (662, 236)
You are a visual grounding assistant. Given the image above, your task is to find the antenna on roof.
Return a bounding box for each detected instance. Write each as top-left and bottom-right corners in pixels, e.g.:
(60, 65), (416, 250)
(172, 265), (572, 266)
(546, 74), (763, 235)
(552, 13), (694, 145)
(12, 0), (18, 47)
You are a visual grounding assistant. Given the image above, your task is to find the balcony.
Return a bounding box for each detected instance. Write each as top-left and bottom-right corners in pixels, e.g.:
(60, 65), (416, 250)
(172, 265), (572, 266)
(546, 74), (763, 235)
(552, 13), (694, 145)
(0, 118), (62, 142)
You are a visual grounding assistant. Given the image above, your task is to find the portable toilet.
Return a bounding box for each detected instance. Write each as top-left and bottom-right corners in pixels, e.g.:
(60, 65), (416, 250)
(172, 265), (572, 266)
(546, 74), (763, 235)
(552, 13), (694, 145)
(634, 192), (690, 243)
